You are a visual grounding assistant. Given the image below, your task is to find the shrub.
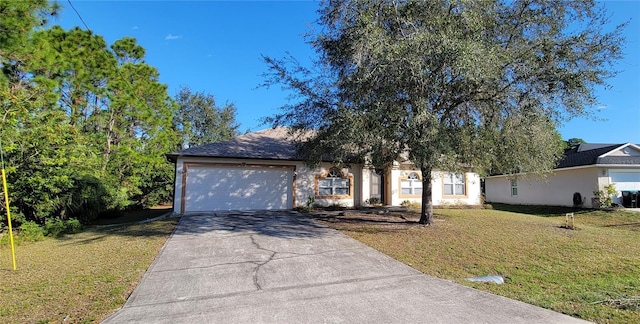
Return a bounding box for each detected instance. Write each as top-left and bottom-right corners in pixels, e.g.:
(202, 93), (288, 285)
(44, 218), (67, 238)
(43, 218), (83, 237)
(593, 183), (617, 208)
(366, 197), (381, 205)
(400, 200), (420, 209)
(66, 218), (82, 234)
(20, 221), (45, 242)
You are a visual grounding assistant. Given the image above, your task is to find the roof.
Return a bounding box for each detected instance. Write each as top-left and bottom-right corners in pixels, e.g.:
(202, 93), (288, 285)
(166, 127), (307, 162)
(556, 143), (640, 169)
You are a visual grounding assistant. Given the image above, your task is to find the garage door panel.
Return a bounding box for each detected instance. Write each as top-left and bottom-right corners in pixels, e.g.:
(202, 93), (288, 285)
(610, 170), (640, 191)
(184, 165), (293, 212)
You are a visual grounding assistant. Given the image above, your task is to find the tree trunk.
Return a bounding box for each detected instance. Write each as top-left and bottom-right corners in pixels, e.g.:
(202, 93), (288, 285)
(418, 165), (434, 225)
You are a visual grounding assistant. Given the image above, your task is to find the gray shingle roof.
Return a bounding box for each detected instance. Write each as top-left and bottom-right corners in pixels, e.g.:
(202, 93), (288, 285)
(556, 143), (640, 169)
(166, 127), (304, 162)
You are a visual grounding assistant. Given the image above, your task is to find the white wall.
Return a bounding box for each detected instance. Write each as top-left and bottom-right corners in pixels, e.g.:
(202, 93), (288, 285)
(484, 167), (600, 207)
(172, 157), (362, 213)
(297, 162), (362, 208)
(387, 169), (482, 206)
(172, 157), (481, 213)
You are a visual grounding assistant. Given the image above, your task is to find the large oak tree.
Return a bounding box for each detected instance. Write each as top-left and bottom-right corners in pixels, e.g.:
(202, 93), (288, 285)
(263, 0), (626, 224)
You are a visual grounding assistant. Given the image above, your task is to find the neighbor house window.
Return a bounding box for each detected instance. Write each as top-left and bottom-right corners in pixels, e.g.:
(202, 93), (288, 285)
(511, 179), (518, 196)
(443, 173), (466, 196)
(316, 168), (352, 198)
(400, 172), (423, 197)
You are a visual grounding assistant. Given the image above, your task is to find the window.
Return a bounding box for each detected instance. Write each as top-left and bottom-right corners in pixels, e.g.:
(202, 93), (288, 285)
(400, 172), (423, 196)
(443, 173), (466, 196)
(316, 168), (351, 197)
(511, 179), (518, 196)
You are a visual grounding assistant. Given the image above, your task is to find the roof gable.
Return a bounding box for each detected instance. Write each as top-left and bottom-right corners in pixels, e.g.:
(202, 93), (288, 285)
(557, 143), (640, 169)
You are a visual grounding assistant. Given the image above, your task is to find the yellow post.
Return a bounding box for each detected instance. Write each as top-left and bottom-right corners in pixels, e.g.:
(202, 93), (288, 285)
(2, 168), (16, 270)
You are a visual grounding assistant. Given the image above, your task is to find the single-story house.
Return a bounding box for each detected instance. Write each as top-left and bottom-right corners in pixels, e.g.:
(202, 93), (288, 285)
(484, 143), (640, 208)
(166, 127), (482, 213)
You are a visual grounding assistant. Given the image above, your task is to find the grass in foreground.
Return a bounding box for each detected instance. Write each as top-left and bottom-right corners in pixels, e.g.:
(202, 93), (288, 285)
(318, 206), (640, 324)
(0, 212), (178, 323)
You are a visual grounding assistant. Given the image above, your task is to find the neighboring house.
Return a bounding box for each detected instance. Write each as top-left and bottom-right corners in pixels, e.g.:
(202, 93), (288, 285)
(484, 143), (640, 208)
(166, 127), (481, 213)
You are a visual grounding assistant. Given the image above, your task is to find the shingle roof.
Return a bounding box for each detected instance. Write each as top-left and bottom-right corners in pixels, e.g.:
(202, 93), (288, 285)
(556, 143), (640, 169)
(166, 127), (305, 162)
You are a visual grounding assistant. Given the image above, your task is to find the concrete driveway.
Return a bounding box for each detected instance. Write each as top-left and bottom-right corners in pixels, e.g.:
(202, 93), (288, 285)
(103, 211), (587, 323)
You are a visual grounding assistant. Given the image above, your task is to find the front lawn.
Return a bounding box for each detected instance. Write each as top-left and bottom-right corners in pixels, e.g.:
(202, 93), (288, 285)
(0, 212), (178, 323)
(317, 205), (640, 324)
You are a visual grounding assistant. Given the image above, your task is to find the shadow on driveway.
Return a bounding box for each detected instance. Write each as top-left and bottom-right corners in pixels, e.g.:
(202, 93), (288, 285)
(103, 210), (588, 324)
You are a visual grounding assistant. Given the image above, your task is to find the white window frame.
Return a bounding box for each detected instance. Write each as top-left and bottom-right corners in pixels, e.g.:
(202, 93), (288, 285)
(443, 172), (466, 197)
(316, 168), (351, 198)
(400, 172), (423, 197)
(511, 179), (518, 196)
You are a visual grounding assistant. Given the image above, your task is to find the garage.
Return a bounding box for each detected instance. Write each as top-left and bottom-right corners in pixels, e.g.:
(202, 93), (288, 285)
(181, 164), (294, 212)
(610, 169), (640, 191)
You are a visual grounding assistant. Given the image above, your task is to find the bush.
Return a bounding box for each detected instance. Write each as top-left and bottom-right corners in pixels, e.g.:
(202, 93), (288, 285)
(44, 218), (67, 238)
(366, 197), (381, 205)
(65, 218), (82, 233)
(43, 218), (82, 237)
(20, 221), (45, 242)
(400, 200), (420, 209)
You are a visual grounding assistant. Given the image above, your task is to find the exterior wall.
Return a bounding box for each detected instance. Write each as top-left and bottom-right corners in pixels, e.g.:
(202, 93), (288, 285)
(298, 162), (362, 208)
(484, 167), (601, 207)
(386, 168), (482, 206)
(172, 157), (480, 213)
(433, 171), (482, 206)
(172, 157), (362, 213)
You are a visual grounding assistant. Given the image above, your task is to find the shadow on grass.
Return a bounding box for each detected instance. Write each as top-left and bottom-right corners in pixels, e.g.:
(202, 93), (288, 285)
(92, 208), (173, 225)
(487, 203), (592, 217)
(59, 208), (178, 245)
(602, 222), (640, 230)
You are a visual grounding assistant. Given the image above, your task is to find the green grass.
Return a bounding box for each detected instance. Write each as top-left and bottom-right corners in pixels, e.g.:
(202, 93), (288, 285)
(0, 210), (178, 323)
(320, 206), (640, 324)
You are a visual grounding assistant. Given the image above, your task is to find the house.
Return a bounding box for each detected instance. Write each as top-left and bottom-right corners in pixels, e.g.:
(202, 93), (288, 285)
(166, 127), (482, 213)
(484, 143), (640, 208)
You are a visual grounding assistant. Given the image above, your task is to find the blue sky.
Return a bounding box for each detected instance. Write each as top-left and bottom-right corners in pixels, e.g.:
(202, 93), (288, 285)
(56, 0), (639, 143)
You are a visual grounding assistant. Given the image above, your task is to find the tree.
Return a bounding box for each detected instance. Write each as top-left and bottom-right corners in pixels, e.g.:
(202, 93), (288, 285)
(1, 0), (180, 224)
(173, 86), (239, 149)
(565, 138), (586, 149)
(263, 0), (626, 224)
(0, 0), (60, 86)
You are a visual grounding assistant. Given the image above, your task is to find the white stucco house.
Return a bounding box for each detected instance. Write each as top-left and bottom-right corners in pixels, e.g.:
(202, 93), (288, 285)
(484, 143), (640, 208)
(166, 128), (482, 213)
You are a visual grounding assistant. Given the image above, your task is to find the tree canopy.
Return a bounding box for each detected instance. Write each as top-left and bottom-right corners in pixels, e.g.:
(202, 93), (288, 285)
(0, 2), (238, 227)
(264, 0), (626, 224)
(174, 86), (239, 150)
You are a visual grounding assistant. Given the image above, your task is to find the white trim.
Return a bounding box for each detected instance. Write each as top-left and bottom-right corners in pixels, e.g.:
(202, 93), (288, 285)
(599, 143), (640, 158)
(484, 163), (640, 179)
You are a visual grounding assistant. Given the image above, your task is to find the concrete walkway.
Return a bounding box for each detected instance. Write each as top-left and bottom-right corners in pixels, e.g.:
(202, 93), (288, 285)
(103, 211), (588, 323)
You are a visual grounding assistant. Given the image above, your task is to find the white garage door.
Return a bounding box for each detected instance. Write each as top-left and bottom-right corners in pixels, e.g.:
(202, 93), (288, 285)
(610, 169), (640, 191)
(183, 164), (294, 212)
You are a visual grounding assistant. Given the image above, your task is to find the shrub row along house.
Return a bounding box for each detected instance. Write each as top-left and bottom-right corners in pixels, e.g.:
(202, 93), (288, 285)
(485, 143), (640, 208)
(166, 127), (481, 213)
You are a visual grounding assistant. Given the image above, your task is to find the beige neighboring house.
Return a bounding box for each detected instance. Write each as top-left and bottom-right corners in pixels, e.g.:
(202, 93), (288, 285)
(484, 143), (640, 208)
(166, 127), (482, 213)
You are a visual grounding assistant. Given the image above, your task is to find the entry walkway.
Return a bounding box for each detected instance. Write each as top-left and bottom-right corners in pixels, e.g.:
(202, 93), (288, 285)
(103, 211), (587, 323)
